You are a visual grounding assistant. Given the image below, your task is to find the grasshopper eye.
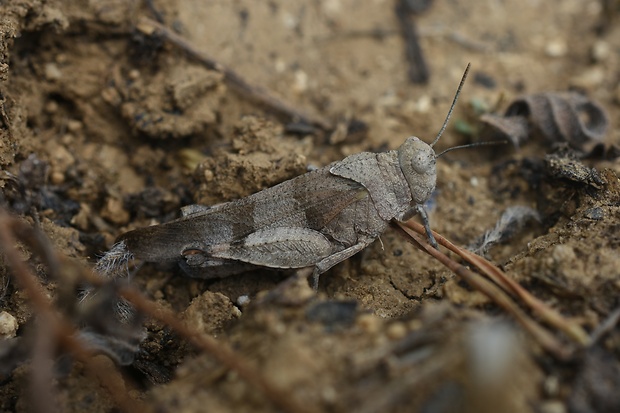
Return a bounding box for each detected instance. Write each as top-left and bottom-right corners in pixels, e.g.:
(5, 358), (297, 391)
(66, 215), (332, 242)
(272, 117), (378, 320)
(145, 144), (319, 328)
(398, 136), (436, 175)
(411, 150), (435, 174)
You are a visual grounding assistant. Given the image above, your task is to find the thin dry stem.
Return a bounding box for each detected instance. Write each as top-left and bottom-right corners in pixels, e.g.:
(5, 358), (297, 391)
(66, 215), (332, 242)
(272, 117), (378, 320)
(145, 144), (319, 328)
(402, 220), (591, 346)
(30, 318), (58, 413)
(0, 213), (153, 413)
(0, 211), (318, 413)
(590, 306), (620, 344)
(137, 17), (333, 131)
(119, 287), (320, 413)
(393, 221), (572, 359)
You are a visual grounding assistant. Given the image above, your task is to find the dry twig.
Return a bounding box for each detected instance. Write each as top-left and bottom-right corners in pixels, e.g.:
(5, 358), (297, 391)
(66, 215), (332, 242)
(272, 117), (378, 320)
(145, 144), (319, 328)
(118, 286), (319, 413)
(0, 211), (318, 413)
(401, 220), (590, 346)
(0, 212), (152, 413)
(136, 17), (333, 131)
(393, 220), (581, 359)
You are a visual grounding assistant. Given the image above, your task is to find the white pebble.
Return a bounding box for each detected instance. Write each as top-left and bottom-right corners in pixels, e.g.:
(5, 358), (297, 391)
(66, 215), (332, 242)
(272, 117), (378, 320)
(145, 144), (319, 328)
(591, 40), (610, 62)
(0, 311), (18, 338)
(545, 40), (567, 58)
(237, 295), (251, 306)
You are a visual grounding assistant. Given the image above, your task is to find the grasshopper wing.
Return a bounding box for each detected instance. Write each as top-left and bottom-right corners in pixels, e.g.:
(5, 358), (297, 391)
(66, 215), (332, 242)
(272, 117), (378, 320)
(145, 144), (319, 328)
(117, 168), (372, 277)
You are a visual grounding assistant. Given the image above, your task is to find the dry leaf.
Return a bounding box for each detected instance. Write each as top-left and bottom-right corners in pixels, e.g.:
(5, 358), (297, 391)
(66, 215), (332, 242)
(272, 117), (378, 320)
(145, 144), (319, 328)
(481, 92), (608, 150)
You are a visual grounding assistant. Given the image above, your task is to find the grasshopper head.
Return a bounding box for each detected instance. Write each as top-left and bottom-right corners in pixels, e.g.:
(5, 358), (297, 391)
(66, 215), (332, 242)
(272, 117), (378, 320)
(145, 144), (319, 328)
(397, 136), (437, 205)
(395, 64), (470, 206)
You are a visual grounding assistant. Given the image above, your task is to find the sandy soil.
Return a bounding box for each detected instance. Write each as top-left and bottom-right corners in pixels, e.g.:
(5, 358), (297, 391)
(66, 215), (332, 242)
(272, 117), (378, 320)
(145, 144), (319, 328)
(1, 0), (620, 412)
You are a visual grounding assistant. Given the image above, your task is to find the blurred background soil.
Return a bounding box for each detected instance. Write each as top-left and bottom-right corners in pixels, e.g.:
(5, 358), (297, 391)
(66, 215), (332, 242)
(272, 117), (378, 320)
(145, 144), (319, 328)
(1, 0), (620, 412)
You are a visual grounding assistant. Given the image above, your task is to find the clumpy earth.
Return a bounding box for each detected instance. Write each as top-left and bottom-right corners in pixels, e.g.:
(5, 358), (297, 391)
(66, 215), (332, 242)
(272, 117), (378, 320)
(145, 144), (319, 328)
(1, 1), (620, 412)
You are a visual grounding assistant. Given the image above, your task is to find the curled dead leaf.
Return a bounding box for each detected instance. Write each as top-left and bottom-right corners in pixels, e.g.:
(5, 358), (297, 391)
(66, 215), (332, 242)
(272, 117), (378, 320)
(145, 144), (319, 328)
(481, 92), (609, 149)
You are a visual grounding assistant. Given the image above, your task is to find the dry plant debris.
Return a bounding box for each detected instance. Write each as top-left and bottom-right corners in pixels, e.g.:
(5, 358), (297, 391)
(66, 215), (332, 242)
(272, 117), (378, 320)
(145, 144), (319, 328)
(480, 92), (609, 149)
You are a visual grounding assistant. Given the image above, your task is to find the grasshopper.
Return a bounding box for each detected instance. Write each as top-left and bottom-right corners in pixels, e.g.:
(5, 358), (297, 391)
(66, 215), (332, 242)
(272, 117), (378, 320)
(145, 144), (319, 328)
(98, 65), (472, 288)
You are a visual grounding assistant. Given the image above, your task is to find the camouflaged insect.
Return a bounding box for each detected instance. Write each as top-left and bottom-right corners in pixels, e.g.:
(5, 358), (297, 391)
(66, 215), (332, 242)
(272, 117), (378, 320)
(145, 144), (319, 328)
(97, 65), (472, 288)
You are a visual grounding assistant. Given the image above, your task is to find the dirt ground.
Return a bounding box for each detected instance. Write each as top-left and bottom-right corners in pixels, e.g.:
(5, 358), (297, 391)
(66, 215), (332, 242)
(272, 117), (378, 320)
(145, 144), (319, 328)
(1, 0), (620, 412)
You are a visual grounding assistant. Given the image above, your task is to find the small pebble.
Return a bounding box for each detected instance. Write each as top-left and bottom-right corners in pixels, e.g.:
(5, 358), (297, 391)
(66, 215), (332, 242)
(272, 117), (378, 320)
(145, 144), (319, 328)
(571, 67), (605, 89)
(377, 91), (399, 108)
(237, 295), (251, 306)
(543, 375), (560, 397)
(414, 95), (431, 113)
(274, 58), (286, 73)
(101, 87), (122, 106)
(67, 120), (83, 133)
(44, 63), (62, 80)
(386, 322), (407, 340)
(61, 133), (74, 145)
(50, 170), (65, 185)
(203, 169), (214, 182)
(357, 313), (381, 334)
(584, 206), (604, 220)
(281, 11), (298, 30)
(293, 69), (308, 93)
(128, 69), (141, 80)
(322, 0), (342, 17)
(50, 144), (75, 171)
(591, 40), (610, 62)
(71, 203), (91, 230)
(551, 244), (576, 264)
(407, 319), (422, 331)
(55, 53), (68, 64)
(545, 40), (567, 58)
(101, 197), (130, 225)
(538, 400), (566, 413)
(45, 100), (59, 114)
(0, 311), (18, 338)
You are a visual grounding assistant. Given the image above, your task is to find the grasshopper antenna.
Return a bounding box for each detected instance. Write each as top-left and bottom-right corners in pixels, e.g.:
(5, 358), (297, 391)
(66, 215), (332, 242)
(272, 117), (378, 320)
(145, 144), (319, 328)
(436, 140), (507, 158)
(430, 63), (471, 148)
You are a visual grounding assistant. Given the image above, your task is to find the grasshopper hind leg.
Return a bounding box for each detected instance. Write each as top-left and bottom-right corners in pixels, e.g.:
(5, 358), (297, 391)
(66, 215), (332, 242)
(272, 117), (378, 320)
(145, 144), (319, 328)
(179, 250), (259, 279)
(311, 240), (372, 290)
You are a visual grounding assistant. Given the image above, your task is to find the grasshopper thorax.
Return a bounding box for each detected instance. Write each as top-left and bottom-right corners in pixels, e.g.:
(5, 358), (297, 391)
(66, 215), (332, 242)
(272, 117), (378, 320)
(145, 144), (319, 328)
(397, 136), (437, 205)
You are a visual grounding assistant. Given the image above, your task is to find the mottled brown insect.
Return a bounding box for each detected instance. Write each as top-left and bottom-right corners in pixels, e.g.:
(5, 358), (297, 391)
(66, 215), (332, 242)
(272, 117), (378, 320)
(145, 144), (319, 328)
(98, 65), (473, 288)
